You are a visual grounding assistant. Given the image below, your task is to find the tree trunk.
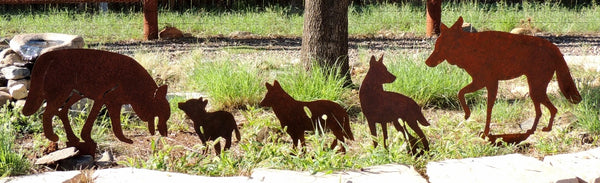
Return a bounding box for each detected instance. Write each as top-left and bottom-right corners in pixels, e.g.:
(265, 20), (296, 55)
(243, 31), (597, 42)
(426, 0), (442, 37)
(300, 0), (352, 86)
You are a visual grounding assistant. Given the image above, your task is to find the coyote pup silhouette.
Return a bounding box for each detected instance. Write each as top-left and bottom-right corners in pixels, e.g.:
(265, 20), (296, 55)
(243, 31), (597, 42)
(359, 55), (430, 156)
(178, 97), (241, 155)
(260, 80), (354, 152)
(22, 49), (170, 152)
(426, 17), (581, 137)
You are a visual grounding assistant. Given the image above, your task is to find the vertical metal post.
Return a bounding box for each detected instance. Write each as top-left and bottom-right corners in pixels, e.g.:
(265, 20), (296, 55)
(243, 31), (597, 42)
(426, 0), (442, 37)
(143, 0), (158, 40)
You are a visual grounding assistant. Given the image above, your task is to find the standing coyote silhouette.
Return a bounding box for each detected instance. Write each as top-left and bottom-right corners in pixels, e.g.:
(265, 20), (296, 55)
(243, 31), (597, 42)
(426, 17), (581, 138)
(22, 49), (170, 154)
(178, 97), (240, 155)
(360, 55), (430, 156)
(260, 80), (354, 152)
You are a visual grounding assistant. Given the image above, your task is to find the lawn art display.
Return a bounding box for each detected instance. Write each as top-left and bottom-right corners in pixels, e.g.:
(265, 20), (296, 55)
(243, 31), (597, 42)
(178, 97), (241, 155)
(260, 80), (354, 152)
(22, 49), (171, 155)
(360, 55), (430, 156)
(425, 17), (581, 144)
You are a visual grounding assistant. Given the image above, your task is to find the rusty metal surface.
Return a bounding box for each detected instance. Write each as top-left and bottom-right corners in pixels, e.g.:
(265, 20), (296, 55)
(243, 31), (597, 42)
(22, 48), (170, 155)
(260, 80), (354, 152)
(178, 97), (240, 155)
(425, 16), (582, 143)
(359, 55), (430, 156)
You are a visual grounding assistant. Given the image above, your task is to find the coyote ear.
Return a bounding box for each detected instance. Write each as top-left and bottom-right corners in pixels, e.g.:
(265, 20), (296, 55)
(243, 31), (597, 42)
(378, 54), (384, 63)
(451, 16), (464, 30)
(265, 82), (273, 89)
(273, 80), (281, 88)
(441, 23), (449, 32)
(369, 55), (376, 64)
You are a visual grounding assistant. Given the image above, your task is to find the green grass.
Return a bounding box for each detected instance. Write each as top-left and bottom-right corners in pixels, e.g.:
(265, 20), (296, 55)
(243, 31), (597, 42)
(0, 105), (32, 176)
(1, 2), (599, 43)
(381, 53), (483, 108)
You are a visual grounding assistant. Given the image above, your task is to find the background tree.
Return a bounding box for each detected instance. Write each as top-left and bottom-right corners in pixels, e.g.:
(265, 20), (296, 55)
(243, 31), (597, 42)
(300, 0), (352, 86)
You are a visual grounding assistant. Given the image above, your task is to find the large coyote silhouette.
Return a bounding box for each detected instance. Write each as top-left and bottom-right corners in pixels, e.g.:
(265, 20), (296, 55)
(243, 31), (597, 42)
(22, 49), (170, 148)
(360, 55), (429, 156)
(426, 17), (581, 137)
(178, 97), (240, 155)
(260, 80), (354, 152)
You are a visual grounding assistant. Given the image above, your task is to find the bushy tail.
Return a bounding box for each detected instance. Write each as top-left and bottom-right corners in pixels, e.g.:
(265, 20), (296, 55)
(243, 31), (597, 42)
(556, 58), (582, 104)
(22, 53), (53, 115)
(417, 111), (430, 126)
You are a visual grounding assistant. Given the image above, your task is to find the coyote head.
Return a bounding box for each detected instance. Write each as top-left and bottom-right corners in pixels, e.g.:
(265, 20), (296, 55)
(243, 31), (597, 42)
(366, 55), (396, 85)
(426, 16), (464, 67)
(136, 85), (170, 137)
(260, 80), (289, 108)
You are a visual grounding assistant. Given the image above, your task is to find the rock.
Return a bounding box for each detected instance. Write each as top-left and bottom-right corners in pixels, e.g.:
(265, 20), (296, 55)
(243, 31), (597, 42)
(95, 151), (115, 167)
(2, 53), (25, 66)
(159, 27), (184, 40)
(543, 147), (600, 183)
(427, 153), (579, 183)
(58, 155), (95, 170)
(13, 99), (26, 108)
(7, 79), (30, 89)
(9, 33), (84, 61)
(250, 164), (427, 183)
(0, 170), (82, 183)
(9, 83), (28, 100)
(1, 66), (30, 80)
(462, 23), (477, 33)
(0, 91), (11, 107)
(0, 87), (7, 93)
(92, 168), (249, 183)
(35, 147), (79, 165)
(510, 27), (535, 35)
(0, 48), (15, 59)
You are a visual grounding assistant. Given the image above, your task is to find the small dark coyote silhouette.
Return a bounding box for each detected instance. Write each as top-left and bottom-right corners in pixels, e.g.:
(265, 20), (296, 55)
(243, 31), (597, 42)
(360, 55), (430, 156)
(260, 80), (354, 152)
(178, 97), (240, 155)
(426, 16), (581, 138)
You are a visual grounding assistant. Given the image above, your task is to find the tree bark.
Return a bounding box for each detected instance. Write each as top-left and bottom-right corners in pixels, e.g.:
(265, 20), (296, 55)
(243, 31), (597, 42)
(426, 0), (442, 37)
(301, 0), (352, 86)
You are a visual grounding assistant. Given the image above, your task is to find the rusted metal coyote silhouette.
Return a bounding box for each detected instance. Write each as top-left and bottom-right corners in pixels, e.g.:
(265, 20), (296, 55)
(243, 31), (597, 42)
(22, 49), (171, 154)
(260, 80), (354, 152)
(426, 17), (581, 141)
(360, 55), (430, 156)
(178, 97), (240, 155)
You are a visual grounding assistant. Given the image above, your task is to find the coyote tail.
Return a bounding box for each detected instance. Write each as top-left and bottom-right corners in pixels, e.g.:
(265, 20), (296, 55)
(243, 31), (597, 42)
(22, 53), (54, 115)
(556, 57), (582, 104)
(234, 127), (241, 142)
(417, 111), (430, 126)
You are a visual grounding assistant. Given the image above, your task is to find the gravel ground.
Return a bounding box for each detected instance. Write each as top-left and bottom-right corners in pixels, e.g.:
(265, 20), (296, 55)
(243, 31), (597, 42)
(85, 33), (600, 59)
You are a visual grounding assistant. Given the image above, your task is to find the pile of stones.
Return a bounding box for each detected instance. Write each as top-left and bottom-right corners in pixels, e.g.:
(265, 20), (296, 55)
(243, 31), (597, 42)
(0, 33), (84, 107)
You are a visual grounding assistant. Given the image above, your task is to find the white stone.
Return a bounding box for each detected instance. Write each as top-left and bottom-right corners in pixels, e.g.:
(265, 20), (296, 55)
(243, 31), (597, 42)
(7, 79), (30, 89)
(1, 66), (30, 80)
(35, 147), (79, 165)
(544, 147), (600, 183)
(9, 83), (28, 100)
(0, 170), (81, 183)
(9, 33), (84, 60)
(250, 164), (427, 183)
(92, 168), (249, 183)
(0, 48), (15, 59)
(427, 154), (579, 183)
(564, 56), (600, 72)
